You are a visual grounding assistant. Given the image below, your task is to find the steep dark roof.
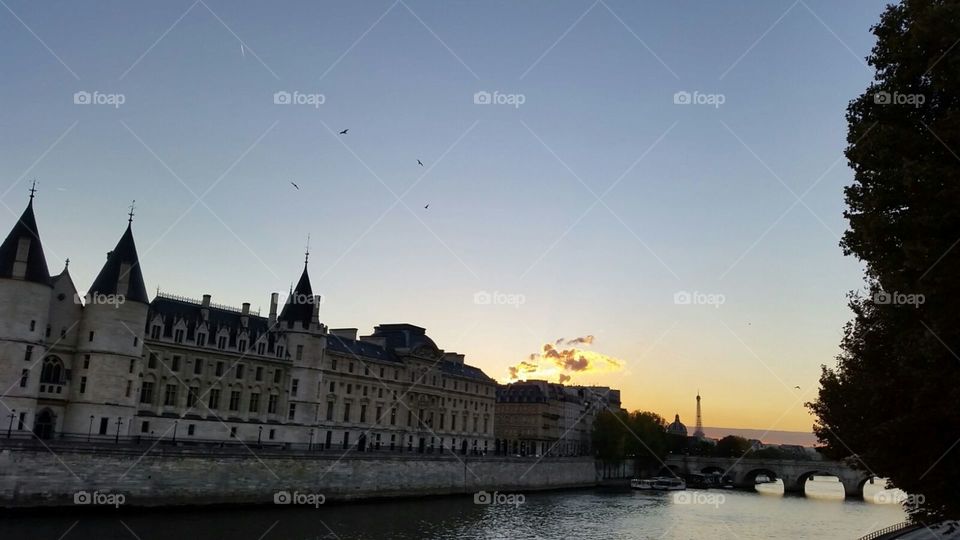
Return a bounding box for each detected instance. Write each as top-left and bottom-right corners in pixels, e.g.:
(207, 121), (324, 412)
(147, 296), (272, 350)
(326, 331), (494, 382)
(278, 264), (314, 327)
(88, 223), (148, 304)
(326, 333), (399, 362)
(0, 198), (50, 285)
(369, 323), (437, 350)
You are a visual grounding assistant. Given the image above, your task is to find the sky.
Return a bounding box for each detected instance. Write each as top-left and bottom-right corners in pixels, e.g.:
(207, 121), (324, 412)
(0, 0), (890, 437)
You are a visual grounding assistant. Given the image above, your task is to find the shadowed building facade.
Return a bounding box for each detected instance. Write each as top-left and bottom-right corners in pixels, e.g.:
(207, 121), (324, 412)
(494, 380), (621, 457)
(0, 195), (496, 453)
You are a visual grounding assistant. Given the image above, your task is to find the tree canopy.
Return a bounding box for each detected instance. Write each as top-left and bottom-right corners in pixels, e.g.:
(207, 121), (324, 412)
(808, 0), (960, 521)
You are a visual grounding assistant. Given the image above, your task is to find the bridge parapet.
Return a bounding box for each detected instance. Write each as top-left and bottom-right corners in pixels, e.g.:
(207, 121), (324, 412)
(663, 455), (872, 499)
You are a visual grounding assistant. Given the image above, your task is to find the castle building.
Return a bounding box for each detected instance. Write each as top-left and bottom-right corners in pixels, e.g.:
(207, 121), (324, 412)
(0, 194), (496, 454)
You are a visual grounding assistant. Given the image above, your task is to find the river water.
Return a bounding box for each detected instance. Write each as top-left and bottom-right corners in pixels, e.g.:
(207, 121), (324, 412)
(0, 479), (908, 540)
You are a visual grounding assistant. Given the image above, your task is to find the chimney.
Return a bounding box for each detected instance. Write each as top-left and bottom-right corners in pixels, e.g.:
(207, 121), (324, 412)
(241, 302), (250, 327)
(268, 293), (279, 326)
(201, 294), (211, 321)
(311, 295), (321, 326)
(202, 294), (211, 307)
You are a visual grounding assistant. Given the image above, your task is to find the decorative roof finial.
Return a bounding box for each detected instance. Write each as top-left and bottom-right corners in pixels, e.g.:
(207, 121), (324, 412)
(304, 233), (311, 265)
(29, 179), (37, 200)
(128, 200), (136, 224)
(65, 258), (70, 269)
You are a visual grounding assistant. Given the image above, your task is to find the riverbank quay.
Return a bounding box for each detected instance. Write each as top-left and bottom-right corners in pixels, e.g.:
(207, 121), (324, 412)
(0, 438), (597, 508)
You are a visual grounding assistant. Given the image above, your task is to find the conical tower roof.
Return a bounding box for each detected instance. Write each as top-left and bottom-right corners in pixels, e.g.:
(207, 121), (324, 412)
(278, 262), (314, 326)
(0, 194), (51, 285)
(88, 222), (148, 304)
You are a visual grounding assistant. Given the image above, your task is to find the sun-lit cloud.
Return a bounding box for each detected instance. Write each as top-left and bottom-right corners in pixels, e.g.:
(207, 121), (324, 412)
(504, 335), (625, 384)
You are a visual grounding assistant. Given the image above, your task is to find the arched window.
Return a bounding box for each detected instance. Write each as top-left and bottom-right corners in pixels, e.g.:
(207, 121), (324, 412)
(40, 356), (64, 384)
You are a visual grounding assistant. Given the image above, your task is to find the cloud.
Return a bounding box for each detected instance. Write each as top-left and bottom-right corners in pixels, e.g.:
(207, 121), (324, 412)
(505, 335), (624, 384)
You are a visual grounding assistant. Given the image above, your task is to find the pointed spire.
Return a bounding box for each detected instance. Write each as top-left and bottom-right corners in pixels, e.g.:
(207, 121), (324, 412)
(87, 213), (148, 304)
(128, 199), (136, 224)
(278, 252), (315, 326)
(0, 189), (51, 285)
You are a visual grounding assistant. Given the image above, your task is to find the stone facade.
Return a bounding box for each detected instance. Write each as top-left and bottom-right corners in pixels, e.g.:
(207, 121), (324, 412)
(494, 380), (621, 457)
(0, 196), (497, 456)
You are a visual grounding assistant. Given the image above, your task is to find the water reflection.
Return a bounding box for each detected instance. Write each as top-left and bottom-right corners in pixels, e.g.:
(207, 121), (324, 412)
(0, 487), (909, 540)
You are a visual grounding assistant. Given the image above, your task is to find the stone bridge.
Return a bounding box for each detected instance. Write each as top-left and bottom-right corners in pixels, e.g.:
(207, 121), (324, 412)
(664, 455), (874, 498)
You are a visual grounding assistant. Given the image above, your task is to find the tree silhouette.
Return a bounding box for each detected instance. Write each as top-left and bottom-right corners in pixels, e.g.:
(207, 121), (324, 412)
(808, 0), (960, 521)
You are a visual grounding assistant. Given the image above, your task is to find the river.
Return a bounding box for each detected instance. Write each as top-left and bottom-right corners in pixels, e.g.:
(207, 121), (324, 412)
(0, 479), (908, 539)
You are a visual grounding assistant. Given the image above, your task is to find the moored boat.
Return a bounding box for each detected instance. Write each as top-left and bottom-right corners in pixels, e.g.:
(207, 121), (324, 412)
(630, 477), (687, 491)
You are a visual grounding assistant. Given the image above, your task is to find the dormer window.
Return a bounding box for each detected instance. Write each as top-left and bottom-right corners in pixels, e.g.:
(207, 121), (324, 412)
(276, 346), (285, 358)
(150, 326), (161, 339)
(239, 340), (247, 351)
(197, 333), (206, 347)
(174, 329), (184, 343)
(217, 336), (227, 350)
(257, 343), (265, 355)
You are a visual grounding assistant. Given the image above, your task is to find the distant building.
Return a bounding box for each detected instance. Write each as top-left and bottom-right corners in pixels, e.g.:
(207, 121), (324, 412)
(666, 414), (688, 436)
(494, 380), (620, 457)
(0, 194), (497, 454)
(693, 392), (705, 438)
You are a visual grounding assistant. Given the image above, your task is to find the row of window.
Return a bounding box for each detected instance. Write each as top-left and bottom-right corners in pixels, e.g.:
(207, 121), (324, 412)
(145, 353), (285, 384)
(139, 382), (283, 416)
(150, 325), (285, 358)
(327, 356), (492, 396)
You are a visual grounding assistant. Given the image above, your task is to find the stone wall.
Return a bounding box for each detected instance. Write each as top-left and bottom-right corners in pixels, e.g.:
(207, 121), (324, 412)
(0, 443), (597, 507)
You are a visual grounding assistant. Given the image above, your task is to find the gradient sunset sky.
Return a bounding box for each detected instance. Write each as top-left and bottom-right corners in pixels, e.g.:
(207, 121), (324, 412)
(0, 0), (889, 435)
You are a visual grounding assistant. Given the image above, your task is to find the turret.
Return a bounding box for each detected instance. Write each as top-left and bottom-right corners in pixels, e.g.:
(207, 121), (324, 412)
(277, 245), (326, 431)
(0, 188), (53, 435)
(64, 212), (150, 435)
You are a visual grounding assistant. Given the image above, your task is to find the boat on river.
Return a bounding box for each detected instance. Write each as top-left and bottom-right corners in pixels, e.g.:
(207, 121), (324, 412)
(630, 477), (687, 491)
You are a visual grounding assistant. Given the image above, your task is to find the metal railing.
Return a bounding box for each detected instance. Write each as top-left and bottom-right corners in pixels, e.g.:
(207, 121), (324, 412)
(0, 430), (589, 459)
(858, 522), (918, 540)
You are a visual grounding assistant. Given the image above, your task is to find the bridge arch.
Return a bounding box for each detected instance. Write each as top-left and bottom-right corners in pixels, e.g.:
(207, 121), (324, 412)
(738, 468), (779, 490)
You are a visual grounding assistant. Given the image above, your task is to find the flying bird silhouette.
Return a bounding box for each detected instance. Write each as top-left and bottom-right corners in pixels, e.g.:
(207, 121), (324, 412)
(290, 181), (299, 190)
(339, 129), (349, 135)
(417, 159), (423, 167)
(794, 386), (801, 389)
(424, 204), (429, 209)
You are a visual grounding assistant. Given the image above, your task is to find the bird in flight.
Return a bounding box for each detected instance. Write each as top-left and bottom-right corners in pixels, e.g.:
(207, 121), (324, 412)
(794, 386), (801, 390)
(290, 181), (299, 190)
(424, 204), (429, 209)
(417, 159), (423, 167)
(339, 129), (349, 135)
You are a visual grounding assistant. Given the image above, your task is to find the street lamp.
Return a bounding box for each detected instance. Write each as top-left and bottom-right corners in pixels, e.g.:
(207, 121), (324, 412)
(257, 426), (262, 447)
(6, 409), (16, 439)
(87, 415), (94, 442)
(114, 417), (122, 444)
